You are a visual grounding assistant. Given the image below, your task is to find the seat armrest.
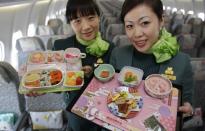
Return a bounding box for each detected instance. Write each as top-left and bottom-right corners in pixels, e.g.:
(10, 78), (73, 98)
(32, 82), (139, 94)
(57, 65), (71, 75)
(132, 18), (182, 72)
(14, 111), (30, 131)
(183, 108), (203, 129)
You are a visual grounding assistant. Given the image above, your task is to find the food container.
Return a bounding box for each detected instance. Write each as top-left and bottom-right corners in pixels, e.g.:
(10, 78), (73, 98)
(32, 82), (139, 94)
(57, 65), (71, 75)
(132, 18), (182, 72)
(63, 71), (84, 88)
(64, 48), (86, 64)
(27, 51), (46, 64)
(22, 68), (63, 89)
(94, 64), (115, 82)
(47, 50), (64, 63)
(144, 74), (172, 98)
(118, 66), (143, 87)
(107, 86), (143, 118)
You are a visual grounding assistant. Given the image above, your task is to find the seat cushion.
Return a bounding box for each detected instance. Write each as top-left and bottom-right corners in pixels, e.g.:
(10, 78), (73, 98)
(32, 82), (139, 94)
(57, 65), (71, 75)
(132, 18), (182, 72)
(29, 110), (63, 130)
(0, 113), (15, 131)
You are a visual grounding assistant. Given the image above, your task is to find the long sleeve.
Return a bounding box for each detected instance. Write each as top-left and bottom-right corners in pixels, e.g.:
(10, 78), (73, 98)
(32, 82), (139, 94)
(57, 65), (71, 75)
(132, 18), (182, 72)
(181, 56), (194, 104)
(109, 47), (117, 69)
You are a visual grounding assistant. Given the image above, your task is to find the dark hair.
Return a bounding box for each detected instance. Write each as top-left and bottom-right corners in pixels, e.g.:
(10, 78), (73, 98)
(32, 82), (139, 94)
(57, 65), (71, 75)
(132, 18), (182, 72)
(121, 0), (163, 23)
(65, 0), (100, 23)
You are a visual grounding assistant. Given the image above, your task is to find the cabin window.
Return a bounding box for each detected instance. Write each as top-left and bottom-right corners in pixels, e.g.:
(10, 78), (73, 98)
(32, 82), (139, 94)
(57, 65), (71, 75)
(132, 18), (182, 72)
(0, 41), (5, 61)
(198, 12), (205, 21)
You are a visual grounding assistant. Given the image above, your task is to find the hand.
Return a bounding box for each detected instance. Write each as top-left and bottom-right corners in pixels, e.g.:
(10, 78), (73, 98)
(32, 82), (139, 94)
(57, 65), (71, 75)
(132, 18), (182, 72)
(81, 65), (93, 78)
(26, 92), (45, 97)
(178, 102), (193, 116)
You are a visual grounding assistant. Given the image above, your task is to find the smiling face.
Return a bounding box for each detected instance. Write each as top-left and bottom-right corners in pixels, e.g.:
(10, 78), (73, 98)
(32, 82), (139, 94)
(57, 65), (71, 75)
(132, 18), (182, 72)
(70, 13), (99, 41)
(124, 4), (164, 53)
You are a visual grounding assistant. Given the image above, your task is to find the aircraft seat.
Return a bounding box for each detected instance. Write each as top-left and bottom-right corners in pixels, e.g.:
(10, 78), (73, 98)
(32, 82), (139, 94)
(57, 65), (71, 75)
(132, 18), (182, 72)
(177, 34), (201, 57)
(36, 25), (54, 36)
(112, 35), (132, 47)
(16, 36), (46, 70)
(47, 18), (64, 35)
(0, 61), (26, 131)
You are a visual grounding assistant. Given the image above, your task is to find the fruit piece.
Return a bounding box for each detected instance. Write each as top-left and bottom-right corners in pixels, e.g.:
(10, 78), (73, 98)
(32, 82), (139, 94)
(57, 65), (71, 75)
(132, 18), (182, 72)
(67, 79), (76, 86)
(76, 76), (83, 85)
(100, 70), (109, 78)
(67, 72), (75, 78)
(76, 71), (83, 77)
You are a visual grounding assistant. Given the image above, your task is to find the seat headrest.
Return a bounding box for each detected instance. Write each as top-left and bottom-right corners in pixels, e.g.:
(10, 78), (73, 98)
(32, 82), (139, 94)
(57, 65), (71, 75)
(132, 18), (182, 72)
(36, 25), (54, 35)
(0, 61), (19, 87)
(16, 37), (45, 52)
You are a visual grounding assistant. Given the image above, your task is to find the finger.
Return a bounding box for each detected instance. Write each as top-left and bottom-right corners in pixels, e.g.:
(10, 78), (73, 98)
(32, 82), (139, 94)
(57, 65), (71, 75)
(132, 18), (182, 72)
(184, 102), (193, 112)
(26, 91), (35, 96)
(32, 91), (39, 95)
(26, 92), (39, 97)
(179, 106), (190, 113)
(26, 93), (31, 97)
(33, 92), (45, 97)
(184, 102), (191, 107)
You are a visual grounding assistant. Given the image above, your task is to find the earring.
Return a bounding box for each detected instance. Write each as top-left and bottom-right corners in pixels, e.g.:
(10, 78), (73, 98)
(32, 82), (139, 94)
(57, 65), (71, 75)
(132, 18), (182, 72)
(159, 27), (163, 36)
(160, 26), (163, 30)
